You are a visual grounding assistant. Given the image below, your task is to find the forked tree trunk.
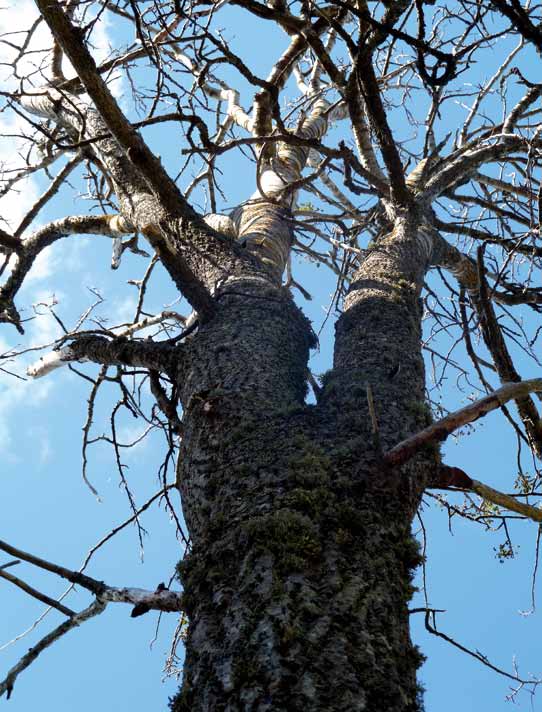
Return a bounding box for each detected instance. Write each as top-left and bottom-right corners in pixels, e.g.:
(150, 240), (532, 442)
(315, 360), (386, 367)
(172, 218), (433, 711)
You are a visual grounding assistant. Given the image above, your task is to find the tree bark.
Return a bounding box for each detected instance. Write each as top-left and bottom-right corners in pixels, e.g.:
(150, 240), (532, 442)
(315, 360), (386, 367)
(172, 216), (432, 711)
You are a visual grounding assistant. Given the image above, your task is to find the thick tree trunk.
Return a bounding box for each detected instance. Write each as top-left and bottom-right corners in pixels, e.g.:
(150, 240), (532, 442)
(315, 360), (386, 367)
(171, 217), (433, 711)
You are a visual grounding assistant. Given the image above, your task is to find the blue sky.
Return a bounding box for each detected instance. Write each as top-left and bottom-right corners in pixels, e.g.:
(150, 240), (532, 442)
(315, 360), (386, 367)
(1, 2), (542, 711)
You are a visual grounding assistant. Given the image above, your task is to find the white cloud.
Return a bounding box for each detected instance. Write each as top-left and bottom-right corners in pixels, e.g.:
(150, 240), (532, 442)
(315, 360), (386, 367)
(39, 435), (52, 464)
(0, 367), (54, 462)
(23, 236), (90, 289)
(25, 246), (57, 283)
(0, 6), (126, 459)
(0, 1), (120, 88)
(0, 1), (121, 231)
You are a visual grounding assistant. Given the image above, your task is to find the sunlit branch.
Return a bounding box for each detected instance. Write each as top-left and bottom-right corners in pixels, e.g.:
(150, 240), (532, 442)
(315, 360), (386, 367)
(0, 538), (183, 614)
(504, 83), (542, 133)
(432, 465), (542, 524)
(0, 569), (182, 701)
(27, 334), (179, 379)
(33, 0), (222, 320)
(423, 135), (527, 200)
(459, 39), (524, 147)
(384, 379), (542, 468)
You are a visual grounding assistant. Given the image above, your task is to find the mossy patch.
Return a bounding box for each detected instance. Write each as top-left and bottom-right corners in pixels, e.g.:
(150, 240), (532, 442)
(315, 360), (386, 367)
(244, 509), (322, 573)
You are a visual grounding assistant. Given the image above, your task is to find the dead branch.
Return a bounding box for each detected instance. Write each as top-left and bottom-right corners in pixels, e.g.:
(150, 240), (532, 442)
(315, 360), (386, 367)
(27, 335), (179, 378)
(0, 568), (75, 617)
(433, 465), (542, 524)
(0, 600), (107, 701)
(384, 379), (542, 468)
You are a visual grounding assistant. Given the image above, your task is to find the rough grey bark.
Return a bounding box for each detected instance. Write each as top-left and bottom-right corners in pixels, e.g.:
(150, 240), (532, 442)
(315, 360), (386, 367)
(171, 213), (433, 711)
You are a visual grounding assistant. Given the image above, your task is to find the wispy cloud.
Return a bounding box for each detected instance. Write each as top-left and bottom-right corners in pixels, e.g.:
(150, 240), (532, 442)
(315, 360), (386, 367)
(0, 292), (66, 459)
(0, 363), (55, 462)
(0, 4), (122, 460)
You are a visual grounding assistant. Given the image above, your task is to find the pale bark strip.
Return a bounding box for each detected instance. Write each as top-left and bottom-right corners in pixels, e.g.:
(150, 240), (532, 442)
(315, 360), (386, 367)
(384, 379), (542, 468)
(0, 539), (183, 614)
(504, 83), (542, 133)
(27, 336), (178, 378)
(99, 586), (183, 613)
(27, 309), (186, 378)
(232, 99), (331, 280)
(0, 214), (133, 331)
(27, 346), (78, 378)
(431, 231), (479, 291)
(422, 135), (526, 200)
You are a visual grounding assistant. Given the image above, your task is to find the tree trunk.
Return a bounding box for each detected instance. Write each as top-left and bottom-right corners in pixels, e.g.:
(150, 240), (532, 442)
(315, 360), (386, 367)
(172, 218), (433, 711)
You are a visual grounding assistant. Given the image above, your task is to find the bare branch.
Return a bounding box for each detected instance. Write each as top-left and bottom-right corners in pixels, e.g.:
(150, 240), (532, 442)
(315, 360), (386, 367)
(31, 0), (238, 320)
(27, 335), (179, 378)
(0, 600), (107, 701)
(0, 538), (183, 614)
(0, 568), (75, 617)
(384, 379), (542, 468)
(433, 465), (542, 524)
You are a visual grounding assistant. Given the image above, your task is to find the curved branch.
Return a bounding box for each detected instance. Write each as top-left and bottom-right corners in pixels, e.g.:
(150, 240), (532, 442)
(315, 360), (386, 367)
(432, 465), (542, 524)
(0, 214), (133, 332)
(0, 535), (184, 701)
(34, 0), (186, 216)
(423, 135), (526, 199)
(31, 0), (255, 320)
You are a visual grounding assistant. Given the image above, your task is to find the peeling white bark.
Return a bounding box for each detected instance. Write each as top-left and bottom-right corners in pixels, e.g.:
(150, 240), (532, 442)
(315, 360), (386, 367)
(204, 213), (237, 238)
(100, 586), (182, 612)
(27, 347), (78, 379)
